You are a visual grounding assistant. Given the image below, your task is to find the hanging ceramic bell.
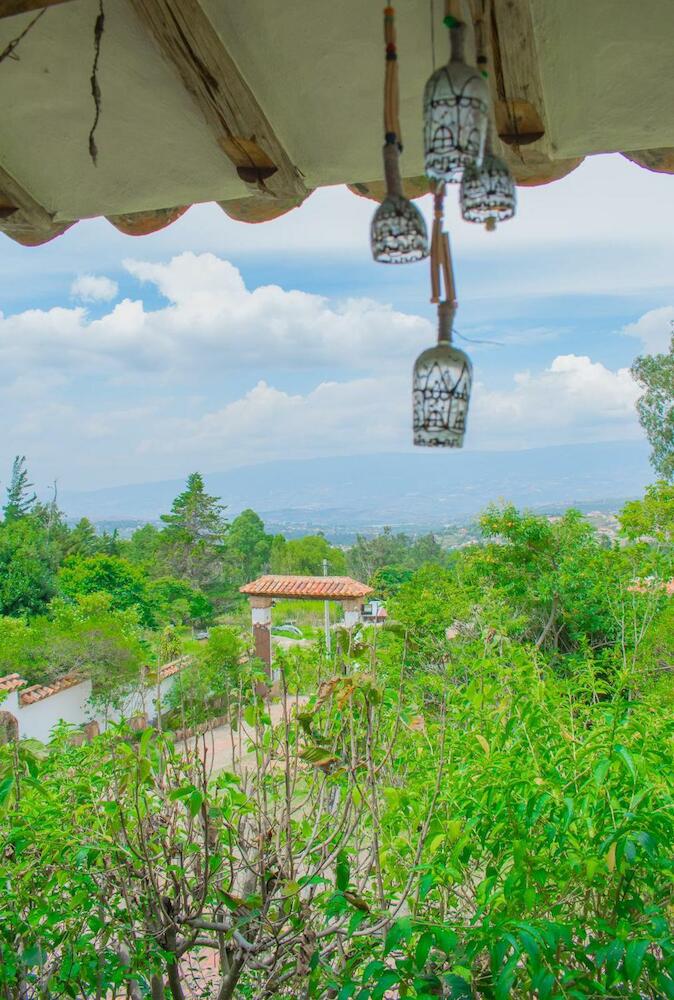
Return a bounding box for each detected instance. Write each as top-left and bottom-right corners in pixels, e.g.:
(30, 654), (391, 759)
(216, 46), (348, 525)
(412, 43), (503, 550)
(413, 300), (472, 447)
(460, 132), (516, 229)
(371, 142), (428, 263)
(371, 5), (428, 263)
(423, 19), (489, 183)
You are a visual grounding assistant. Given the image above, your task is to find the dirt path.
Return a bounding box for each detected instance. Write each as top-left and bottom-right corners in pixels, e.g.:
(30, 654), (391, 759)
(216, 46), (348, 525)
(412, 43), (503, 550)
(177, 696), (308, 774)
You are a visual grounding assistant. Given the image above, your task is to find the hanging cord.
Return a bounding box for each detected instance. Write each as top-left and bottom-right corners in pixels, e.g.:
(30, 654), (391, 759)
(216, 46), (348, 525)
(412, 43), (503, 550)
(429, 0), (436, 70)
(0, 8), (45, 65)
(455, 328), (504, 346)
(88, 0), (105, 166)
(429, 182), (455, 306)
(475, 0), (490, 77)
(383, 6), (402, 147)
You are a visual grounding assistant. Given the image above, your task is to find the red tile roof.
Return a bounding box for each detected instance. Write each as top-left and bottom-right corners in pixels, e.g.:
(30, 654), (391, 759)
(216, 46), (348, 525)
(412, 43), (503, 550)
(0, 673), (26, 693)
(240, 575), (373, 600)
(158, 656), (190, 681)
(20, 674), (83, 706)
(628, 578), (674, 596)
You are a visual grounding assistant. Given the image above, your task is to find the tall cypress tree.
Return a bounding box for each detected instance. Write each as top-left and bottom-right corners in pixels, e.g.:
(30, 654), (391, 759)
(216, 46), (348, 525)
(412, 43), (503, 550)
(3, 455), (37, 522)
(159, 473), (228, 589)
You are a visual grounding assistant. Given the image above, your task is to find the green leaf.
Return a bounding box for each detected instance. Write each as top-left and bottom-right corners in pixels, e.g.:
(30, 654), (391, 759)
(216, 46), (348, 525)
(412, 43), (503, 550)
(372, 970), (399, 999)
(444, 973), (472, 999)
(432, 927), (458, 956)
(657, 973), (674, 999)
(0, 775), (15, 808)
(593, 757), (611, 788)
(243, 705), (257, 728)
(415, 931), (434, 970)
(169, 784), (194, 801)
(336, 850), (350, 891)
(384, 917), (412, 955)
(188, 789), (204, 818)
(624, 939), (649, 983)
(615, 744), (637, 780)
(419, 872), (434, 900)
(139, 726), (154, 756)
(22, 944), (46, 967)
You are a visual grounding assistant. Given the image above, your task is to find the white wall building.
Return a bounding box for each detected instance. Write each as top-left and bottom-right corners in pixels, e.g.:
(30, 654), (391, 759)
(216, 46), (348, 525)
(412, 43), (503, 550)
(0, 658), (188, 744)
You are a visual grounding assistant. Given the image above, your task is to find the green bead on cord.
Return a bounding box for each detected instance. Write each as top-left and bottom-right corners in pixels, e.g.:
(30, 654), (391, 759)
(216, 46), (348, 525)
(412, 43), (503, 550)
(443, 14), (460, 27)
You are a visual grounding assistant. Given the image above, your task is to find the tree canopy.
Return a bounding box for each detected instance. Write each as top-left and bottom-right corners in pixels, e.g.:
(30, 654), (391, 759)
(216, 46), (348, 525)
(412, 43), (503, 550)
(631, 329), (674, 480)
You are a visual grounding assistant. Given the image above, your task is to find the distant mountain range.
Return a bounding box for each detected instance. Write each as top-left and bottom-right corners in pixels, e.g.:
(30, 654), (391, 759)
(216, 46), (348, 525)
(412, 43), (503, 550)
(60, 440), (653, 539)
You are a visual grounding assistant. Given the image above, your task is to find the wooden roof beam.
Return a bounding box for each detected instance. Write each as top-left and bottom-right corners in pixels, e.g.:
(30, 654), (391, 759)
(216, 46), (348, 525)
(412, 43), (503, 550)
(0, 161), (72, 244)
(470, 0), (583, 186)
(0, 0), (76, 19)
(129, 0), (307, 201)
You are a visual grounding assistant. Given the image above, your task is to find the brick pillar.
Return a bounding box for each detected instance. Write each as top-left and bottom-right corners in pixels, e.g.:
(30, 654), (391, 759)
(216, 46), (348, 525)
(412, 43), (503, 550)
(250, 597), (273, 671)
(342, 599), (361, 629)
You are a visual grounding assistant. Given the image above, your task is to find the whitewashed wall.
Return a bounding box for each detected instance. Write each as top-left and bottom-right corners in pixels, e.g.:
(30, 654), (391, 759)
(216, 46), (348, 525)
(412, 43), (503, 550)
(16, 679), (93, 742)
(0, 669), (182, 743)
(105, 674), (179, 727)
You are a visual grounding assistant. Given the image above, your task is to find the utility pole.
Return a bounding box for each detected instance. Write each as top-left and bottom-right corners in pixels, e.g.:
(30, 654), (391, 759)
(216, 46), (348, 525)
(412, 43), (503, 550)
(323, 558), (331, 655)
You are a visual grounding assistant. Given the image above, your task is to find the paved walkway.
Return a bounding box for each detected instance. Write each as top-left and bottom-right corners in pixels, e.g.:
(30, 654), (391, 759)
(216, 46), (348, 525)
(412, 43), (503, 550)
(178, 696), (308, 774)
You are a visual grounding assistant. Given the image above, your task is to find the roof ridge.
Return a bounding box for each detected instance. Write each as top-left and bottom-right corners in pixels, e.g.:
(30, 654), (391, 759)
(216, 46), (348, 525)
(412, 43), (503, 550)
(19, 673), (84, 706)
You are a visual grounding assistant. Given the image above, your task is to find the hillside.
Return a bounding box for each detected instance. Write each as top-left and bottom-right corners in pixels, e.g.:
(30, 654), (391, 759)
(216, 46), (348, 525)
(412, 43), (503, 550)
(59, 440), (652, 537)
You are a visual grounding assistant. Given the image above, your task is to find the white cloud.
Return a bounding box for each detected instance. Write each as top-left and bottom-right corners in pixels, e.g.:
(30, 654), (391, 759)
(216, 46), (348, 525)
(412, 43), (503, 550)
(0, 253), (430, 383)
(135, 377), (408, 466)
(621, 306), (674, 355)
(125, 354), (641, 468)
(70, 274), (119, 302)
(471, 354), (641, 448)
(0, 249), (646, 488)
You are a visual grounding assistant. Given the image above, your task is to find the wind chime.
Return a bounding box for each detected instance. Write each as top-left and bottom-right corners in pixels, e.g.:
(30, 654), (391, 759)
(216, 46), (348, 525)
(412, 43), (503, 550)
(413, 184), (472, 446)
(411, 0), (515, 446)
(460, 126), (516, 229)
(370, 6), (428, 263)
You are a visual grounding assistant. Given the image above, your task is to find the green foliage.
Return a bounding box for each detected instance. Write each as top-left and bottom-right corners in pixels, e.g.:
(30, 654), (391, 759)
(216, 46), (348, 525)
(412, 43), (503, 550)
(223, 507), (273, 590)
(147, 575), (213, 626)
(0, 594), (143, 693)
(1, 653), (672, 999)
(390, 562), (471, 644)
(122, 521), (162, 568)
(270, 532), (347, 575)
(631, 330), (674, 480)
(0, 515), (59, 616)
(159, 471), (229, 589)
(462, 505), (634, 657)
(620, 479), (674, 543)
(3, 455), (36, 522)
(166, 625), (242, 725)
(58, 553), (156, 627)
(63, 517), (101, 557)
(348, 526), (446, 584)
(370, 564), (414, 598)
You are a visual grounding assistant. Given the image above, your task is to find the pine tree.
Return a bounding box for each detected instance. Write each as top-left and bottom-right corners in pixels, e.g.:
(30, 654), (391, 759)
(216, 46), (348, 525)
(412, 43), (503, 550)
(159, 473), (228, 588)
(66, 517), (100, 556)
(3, 455), (36, 522)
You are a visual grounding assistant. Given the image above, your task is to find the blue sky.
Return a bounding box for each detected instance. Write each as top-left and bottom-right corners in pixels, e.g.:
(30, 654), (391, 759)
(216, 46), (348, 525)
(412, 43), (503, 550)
(0, 153), (671, 492)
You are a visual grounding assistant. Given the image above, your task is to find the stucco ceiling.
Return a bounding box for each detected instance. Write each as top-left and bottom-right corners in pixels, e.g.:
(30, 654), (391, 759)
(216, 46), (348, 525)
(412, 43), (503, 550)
(0, 0), (672, 242)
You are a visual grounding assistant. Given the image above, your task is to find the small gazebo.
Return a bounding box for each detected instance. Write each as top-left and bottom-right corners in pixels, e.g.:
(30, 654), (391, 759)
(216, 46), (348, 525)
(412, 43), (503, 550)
(240, 575), (373, 666)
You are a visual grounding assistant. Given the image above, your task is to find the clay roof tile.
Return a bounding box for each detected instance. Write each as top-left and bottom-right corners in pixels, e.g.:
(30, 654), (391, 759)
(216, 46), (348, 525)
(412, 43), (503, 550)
(19, 674), (82, 706)
(240, 575), (373, 600)
(0, 673), (26, 693)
